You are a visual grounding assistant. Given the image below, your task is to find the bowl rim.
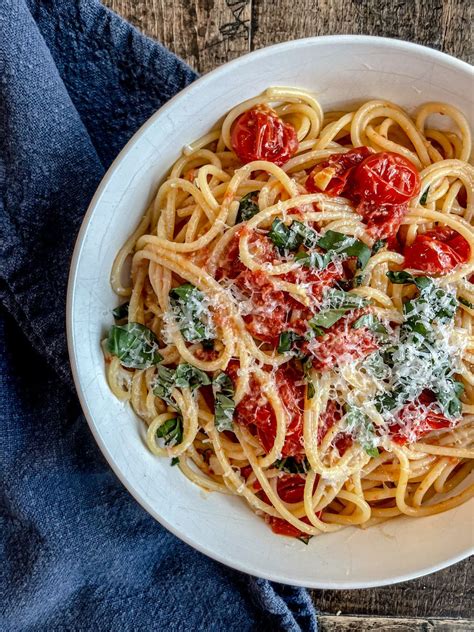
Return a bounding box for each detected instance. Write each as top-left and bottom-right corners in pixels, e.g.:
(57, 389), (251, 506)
(66, 35), (474, 589)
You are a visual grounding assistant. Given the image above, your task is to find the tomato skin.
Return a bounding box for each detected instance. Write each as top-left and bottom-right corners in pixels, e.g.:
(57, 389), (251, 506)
(353, 152), (421, 205)
(356, 200), (407, 241)
(231, 105), (298, 166)
(276, 474), (306, 503)
(404, 227), (471, 275)
(230, 363), (305, 457)
(306, 147), (372, 197)
(306, 310), (378, 372)
(389, 391), (452, 445)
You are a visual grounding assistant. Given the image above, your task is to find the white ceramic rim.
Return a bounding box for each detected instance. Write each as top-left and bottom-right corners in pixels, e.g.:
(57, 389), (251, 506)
(67, 35), (474, 589)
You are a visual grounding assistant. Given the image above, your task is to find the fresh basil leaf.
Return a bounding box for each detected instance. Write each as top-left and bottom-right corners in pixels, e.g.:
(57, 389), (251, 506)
(420, 186), (430, 205)
(309, 290), (368, 332)
(433, 379), (464, 420)
(365, 446), (380, 458)
(174, 364), (211, 391)
(153, 366), (177, 407)
(213, 371), (235, 432)
(274, 456), (310, 474)
(298, 535), (312, 545)
(268, 219), (318, 252)
(156, 416), (183, 446)
(310, 308), (349, 329)
(236, 191), (260, 223)
(371, 239), (386, 255)
(106, 323), (162, 369)
(352, 273), (364, 288)
(277, 331), (305, 355)
(352, 314), (388, 336)
(459, 297), (474, 309)
(294, 250), (332, 269)
(169, 283), (215, 343)
(386, 270), (432, 291)
(302, 357), (315, 399)
(153, 363), (210, 407)
(318, 230), (371, 270)
(112, 302), (129, 321)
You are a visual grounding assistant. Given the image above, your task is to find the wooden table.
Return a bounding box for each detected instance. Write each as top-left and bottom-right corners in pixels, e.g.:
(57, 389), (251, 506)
(104, 1), (472, 629)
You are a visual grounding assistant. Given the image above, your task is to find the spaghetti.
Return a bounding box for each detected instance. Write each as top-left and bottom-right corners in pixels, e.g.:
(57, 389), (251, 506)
(104, 88), (474, 541)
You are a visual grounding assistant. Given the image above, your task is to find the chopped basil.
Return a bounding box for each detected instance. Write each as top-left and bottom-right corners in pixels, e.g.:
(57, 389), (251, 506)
(236, 191), (260, 223)
(386, 270), (433, 292)
(153, 363), (211, 408)
(213, 371), (235, 432)
(309, 289), (368, 332)
(294, 250), (332, 270)
(432, 378), (464, 419)
(352, 314), (388, 336)
(174, 364), (211, 390)
(298, 535), (312, 545)
(268, 219), (318, 252)
(153, 366), (177, 407)
(371, 239), (386, 255)
(106, 323), (162, 369)
(318, 230), (371, 270)
(112, 301), (129, 321)
(156, 416), (183, 446)
(274, 456), (310, 474)
(169, 283), (215, 343)
(459, 297), (474, 309)
(170, 457), (180, 466)
(344, 406), (379, 457)
(365, 446), (380, 458)
(420, 186), (430, 205)
(303, 357), (315, 399)
(277, 331), (305, 355)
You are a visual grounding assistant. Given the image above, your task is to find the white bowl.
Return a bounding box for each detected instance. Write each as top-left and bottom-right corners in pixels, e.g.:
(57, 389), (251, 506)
(67, 35), (474, 588)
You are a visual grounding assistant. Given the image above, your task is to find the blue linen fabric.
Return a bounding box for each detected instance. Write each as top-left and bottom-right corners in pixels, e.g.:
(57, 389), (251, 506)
(0, 1), (318, 630)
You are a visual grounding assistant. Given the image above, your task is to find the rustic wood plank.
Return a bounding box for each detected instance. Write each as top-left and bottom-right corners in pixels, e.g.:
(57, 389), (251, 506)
(319, 615), (474, 631)
(104, 0), (251, 73)
(251, 0), (472, 64)
(101, 0), (473, 622)
(313, 556), (473, 619)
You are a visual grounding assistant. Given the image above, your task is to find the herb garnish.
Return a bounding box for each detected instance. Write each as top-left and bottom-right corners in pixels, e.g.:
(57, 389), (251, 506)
(212, 371), (235, 432)
(236, 191), (260, 223)
(156, 416), (183, 446)
(106, 323), (162, 369)
(169, 283), (215, 343)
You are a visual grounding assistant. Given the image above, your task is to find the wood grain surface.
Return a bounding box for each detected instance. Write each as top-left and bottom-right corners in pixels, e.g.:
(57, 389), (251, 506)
(103, 0), (473, 628)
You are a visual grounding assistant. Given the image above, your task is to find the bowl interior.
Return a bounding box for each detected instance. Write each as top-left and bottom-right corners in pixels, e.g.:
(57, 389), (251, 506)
(68, 36), (474, 588)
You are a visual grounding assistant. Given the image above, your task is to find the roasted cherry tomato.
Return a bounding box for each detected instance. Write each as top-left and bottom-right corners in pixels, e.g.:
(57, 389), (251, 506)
(404, 226), (470, 274)
(389, 391), (452, 445)
(231, 105), (299, 166)
(352, 151), (421, 205)
(356, 200), (407, 241)
(306, 147), (372, 197)
(230, 363), (305, 457)
(276, 474), (306, 503)
(306, 310), (378, 373)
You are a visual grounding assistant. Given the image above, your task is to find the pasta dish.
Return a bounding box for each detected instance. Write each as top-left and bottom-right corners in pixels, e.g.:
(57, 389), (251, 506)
(103, 88), (474, 541)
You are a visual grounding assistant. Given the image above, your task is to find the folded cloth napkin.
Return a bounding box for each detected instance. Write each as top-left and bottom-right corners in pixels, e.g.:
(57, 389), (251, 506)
(0, 1), (318, 630)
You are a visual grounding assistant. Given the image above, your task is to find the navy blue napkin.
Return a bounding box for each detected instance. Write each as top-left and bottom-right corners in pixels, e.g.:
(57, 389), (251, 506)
(0, 1), (317, 630)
